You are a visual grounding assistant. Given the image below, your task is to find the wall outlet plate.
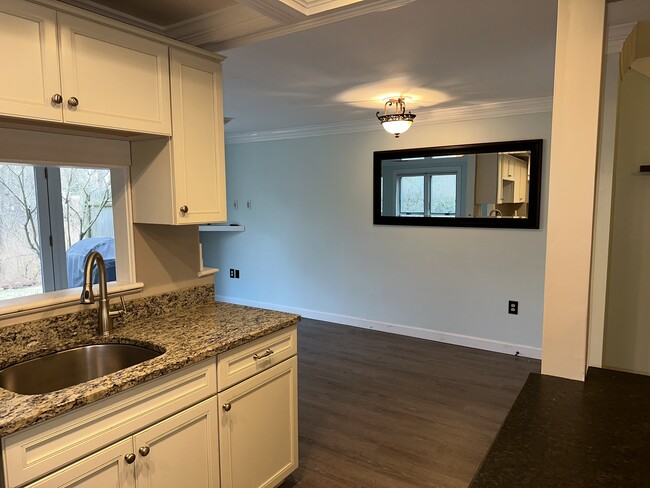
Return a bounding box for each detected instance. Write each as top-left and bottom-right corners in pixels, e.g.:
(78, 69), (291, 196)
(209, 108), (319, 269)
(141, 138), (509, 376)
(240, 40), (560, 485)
(508, 300), (519, 315)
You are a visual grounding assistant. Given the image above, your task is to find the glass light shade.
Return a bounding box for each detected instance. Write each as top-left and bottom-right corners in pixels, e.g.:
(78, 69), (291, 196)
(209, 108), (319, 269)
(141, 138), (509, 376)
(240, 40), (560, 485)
(381, 119), (413, 136)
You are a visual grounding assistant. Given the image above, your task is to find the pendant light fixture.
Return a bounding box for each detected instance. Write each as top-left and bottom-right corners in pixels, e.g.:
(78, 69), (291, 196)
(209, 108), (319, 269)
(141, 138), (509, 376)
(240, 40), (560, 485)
(376, 97), (416, 138)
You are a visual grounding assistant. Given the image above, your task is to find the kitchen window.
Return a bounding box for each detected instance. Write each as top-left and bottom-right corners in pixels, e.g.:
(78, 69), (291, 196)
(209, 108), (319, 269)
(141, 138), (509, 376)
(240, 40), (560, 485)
(0, 161), (137, 313)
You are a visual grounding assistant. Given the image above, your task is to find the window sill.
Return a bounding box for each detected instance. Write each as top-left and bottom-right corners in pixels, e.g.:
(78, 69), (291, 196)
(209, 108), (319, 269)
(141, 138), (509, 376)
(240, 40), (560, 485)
(0, 282), (144, 320)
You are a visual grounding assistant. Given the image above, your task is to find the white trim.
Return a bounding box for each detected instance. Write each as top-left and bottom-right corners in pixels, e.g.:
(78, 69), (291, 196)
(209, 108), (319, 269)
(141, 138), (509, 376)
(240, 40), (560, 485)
(197, 267), (220, 278)
(607, 22), (636, 54)
(277, 0), (364, 16)
(0, 282), (144, 319)
(226, 96), (554, 144)
(199, 225), (245, 232)
(215, 295), (543, 359)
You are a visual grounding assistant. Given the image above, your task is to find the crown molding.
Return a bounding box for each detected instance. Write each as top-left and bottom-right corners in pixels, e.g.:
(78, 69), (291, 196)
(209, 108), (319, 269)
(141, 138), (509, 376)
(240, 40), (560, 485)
(607, 22), (636, 54)
(202, 0), (416, 51)
(225, 96), (554, 144)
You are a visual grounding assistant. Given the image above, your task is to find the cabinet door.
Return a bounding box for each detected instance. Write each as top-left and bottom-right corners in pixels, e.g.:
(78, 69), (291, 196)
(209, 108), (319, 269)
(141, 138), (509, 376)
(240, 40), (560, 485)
(219, 357), (298, 488)
(24, 438), (135, 488)
(133, 397), (219, 488)
(58, 14), (171, 135)
(0, 0), (62, 122)
(170, 49), (227, 224)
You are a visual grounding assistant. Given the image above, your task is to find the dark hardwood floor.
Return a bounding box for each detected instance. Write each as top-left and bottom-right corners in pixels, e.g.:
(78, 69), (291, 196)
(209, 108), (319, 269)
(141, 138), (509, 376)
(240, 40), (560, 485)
(280, 318), (540, 488)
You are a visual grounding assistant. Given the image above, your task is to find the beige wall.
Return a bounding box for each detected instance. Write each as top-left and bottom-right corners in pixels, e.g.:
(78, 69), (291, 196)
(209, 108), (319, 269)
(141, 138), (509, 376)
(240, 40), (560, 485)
(133, 224), (212, 297)
(542, 0), (606, 381)
(588, 52), (621, 368)
(603, 69), (650, 374)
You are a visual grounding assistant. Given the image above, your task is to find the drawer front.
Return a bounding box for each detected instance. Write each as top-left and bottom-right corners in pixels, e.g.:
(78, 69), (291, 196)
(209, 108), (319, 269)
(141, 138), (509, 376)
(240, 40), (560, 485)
(217, 326), (297, 392)
(2, 358), (216, 488)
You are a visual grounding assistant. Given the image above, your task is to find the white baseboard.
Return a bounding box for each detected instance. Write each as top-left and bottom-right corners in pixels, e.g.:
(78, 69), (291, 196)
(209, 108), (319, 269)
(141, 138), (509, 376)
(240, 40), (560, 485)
(215, 295), (543, 360)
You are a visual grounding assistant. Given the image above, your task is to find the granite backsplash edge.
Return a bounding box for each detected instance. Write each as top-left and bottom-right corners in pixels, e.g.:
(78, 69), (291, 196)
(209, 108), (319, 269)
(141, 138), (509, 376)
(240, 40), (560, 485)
(0, 284), (216, 367)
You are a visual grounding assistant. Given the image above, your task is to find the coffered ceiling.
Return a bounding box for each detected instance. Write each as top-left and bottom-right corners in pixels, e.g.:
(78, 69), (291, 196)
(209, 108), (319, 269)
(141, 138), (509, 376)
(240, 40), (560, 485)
(59, 0), (650, 141)
(60, 0), (414, 50)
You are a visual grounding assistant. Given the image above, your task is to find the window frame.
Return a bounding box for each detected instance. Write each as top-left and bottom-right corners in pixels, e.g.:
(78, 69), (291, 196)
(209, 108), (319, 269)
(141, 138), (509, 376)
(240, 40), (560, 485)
(0, 162), (140, 320)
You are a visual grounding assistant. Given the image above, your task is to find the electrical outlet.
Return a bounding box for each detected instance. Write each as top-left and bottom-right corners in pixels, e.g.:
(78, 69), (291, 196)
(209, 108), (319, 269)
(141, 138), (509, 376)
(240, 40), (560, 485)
(233, 200), (238, 210)
(246, 200), (252, 210)
(235, 269), (240, 279)
(229, 269), (235, 279)
(508, 300), (519, 315)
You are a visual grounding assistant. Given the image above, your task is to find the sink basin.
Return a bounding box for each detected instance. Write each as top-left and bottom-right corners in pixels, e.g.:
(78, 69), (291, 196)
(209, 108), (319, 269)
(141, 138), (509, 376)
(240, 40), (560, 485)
(0, 343), (163, 395)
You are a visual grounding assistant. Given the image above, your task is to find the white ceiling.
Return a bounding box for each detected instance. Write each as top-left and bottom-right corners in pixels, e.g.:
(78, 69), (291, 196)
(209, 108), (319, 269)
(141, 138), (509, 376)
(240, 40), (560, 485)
(61, 0), (650, 140)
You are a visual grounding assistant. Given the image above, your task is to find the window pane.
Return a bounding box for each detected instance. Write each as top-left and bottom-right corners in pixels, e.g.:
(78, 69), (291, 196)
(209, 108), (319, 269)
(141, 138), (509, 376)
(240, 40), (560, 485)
(430, 174), (457, 216)
(399, 175), (424, 215)
(0, 164), (43, 299)
(60, 167), (116, 288)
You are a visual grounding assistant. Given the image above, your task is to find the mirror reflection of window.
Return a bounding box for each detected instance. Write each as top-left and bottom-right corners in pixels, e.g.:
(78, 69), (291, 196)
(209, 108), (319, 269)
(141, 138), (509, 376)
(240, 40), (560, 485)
(399, 175), (425, 215)
(430, 174), (457, 216)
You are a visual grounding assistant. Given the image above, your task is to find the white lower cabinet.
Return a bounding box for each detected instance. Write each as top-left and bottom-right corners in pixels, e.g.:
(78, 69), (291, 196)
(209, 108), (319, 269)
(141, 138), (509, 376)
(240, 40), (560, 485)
(134, 397), (219, 488)
(24, 438), (135, 488)
(24, 397), (219, 488)
(218, 356), (298, 488)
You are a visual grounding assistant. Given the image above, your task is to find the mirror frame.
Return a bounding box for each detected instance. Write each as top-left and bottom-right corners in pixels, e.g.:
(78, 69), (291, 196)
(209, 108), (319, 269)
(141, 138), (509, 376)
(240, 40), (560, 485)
(373, 139), (543, 229)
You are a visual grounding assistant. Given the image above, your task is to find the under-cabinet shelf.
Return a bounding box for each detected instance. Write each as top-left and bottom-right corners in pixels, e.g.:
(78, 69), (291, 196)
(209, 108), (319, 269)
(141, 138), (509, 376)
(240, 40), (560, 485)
(199, 225), (245, 232)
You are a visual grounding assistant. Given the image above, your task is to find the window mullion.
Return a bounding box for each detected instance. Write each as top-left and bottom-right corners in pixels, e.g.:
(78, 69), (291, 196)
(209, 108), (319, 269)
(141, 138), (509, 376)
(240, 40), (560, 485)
(44, 167), (69, 291)
(33, 167), (55, 293)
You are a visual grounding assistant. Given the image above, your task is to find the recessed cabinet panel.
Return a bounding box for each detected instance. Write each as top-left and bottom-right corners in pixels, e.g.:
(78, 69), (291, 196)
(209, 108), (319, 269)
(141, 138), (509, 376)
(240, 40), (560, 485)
(24, 438), (135, 488)
(170, 49), (227, 224)
(134, 397), (219, 488)
(218, 357), (298, 488)
(0, 0), (61, 121)
(58, 14), (171, 135)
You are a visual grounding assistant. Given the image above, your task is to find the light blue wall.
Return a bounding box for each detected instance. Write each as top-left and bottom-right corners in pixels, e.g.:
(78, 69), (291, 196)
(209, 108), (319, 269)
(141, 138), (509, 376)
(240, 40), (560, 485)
(202, 112), (551, 352)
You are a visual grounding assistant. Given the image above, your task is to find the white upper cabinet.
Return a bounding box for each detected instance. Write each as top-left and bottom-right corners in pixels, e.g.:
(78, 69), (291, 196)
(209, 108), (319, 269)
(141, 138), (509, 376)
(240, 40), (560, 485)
(0, 0), (171, 135)
(58, 14), (171, 135)
(131, 49), (227, 225)
(0, 0), (62, 122)
(170, 49), (227, 224)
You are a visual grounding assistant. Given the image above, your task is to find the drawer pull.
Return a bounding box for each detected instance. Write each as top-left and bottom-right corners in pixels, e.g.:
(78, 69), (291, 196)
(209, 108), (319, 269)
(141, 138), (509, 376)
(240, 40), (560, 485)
(253, 348), (274, 360)
(124, 453), (136, 464)
(138, 446), (150, 457)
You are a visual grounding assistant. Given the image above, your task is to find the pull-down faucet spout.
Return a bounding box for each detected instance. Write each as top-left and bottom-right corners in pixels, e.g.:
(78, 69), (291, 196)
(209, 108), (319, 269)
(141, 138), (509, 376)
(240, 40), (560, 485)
(80, 251), (124, 336)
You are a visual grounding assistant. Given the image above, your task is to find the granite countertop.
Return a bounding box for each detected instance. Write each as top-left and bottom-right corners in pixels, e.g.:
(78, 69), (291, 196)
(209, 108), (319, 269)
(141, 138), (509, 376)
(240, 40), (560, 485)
(0, 285), (300, 437)
(470, 368), (650, 487)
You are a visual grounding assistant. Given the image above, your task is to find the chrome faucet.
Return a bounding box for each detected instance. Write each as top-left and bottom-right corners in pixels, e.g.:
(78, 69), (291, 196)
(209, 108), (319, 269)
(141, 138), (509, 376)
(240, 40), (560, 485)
(489, 209), (503, 217)
(80, 251), (125, 336)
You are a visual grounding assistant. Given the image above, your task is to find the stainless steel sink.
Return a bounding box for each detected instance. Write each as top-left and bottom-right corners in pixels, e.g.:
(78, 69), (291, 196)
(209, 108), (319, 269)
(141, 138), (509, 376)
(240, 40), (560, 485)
(0, 343), (163, 395)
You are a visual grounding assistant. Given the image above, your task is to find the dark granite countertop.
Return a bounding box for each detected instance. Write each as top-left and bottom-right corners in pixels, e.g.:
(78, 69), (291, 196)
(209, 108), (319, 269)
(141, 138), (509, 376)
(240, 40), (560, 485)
(470, 368), (650, 487)
(0, 285), (300, 437)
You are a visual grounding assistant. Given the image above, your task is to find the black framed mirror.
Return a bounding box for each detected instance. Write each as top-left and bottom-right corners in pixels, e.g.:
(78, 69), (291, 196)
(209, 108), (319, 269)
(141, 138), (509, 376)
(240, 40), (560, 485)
(373, 139), (543, 229)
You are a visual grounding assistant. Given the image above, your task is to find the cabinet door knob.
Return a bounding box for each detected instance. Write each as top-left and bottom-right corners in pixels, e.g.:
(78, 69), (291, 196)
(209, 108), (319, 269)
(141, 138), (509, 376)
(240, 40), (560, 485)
(223, 403), (232, 412)
(67, 97), (79, 107)
(51, 94), (63, 104)
(138, 446), (150, 457)
(124, 453), (136, 464)
(180, 205), (189, 214)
